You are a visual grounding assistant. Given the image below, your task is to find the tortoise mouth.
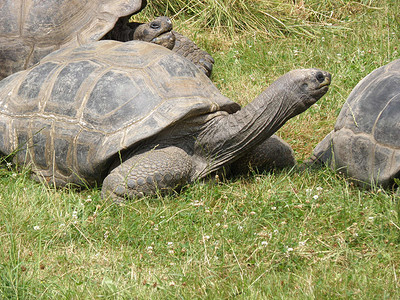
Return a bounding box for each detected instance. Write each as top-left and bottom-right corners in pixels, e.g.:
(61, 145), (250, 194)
(151, 31), (176, 50)
(319, 80), (331, 88)
(318, 78), (331, 93)
(314, 84), (330, 97)
(319, 84), (330, 93)
(313, 72), (331, 98)
(304, 74), (331, 107)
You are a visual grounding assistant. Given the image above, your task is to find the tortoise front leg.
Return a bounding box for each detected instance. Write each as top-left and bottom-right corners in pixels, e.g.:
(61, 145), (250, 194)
(171, 31), (215, 77)
(101, 146), (193, 201)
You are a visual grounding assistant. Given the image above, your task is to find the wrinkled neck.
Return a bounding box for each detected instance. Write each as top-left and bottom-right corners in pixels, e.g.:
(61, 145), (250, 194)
(193, 85), (307, 178)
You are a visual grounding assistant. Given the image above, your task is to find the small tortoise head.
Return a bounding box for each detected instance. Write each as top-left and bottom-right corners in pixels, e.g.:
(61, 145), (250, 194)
(133, 16), (175, 49)
(283, 68), (331, 115)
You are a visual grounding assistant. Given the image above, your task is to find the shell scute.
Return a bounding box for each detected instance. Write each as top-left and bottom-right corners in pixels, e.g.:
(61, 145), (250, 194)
(158, 55), (198, 78)
(0, 0), (20, 36)
(373, 143), (394, 182)
(32, 129), (50, 170)
(18, 62), (59, 99)
(374, 93), (400, 148)
(45, 60), (100, 117)
(83, 70), (161, 132)
(146, 54), (217, 101)
(76, 129), (106, 182)
(54, 138), (70, 174)
(16, 131), (29, 163)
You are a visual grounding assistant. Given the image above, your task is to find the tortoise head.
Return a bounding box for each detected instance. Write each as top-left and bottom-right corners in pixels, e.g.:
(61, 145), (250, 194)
(133, 16), (175, 49)
(283, 68), (331, 116)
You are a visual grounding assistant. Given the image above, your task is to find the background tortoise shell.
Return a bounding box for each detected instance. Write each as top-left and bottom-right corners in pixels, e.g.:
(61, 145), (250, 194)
(313, 58), (400, 187)
(0, 0), (146, 80)
(0, 40), (239, 186)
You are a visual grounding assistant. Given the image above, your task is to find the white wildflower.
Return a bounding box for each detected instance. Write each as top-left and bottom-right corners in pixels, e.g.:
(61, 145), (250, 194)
(192, 200), (204, 207)
(203, 235), (211, 241)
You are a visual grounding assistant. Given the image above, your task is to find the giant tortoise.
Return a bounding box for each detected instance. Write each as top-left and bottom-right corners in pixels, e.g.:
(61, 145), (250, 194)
(0, 40), (330, 200)
(0, 0), (214, 79)
(311, 58), (400, 188)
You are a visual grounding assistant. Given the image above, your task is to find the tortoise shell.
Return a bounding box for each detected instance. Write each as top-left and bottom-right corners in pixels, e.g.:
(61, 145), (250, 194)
(313, 58), (400, 187)
(0, 0), (146, 80)
(0, 40), (239, 186)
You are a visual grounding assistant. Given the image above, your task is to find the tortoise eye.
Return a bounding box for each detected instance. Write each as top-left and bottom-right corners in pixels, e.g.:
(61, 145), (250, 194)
(316, 72), (325, 83)
(150, 21), (161, 30)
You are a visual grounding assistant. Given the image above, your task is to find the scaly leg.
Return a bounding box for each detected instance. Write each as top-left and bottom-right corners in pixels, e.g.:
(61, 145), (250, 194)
(101, 146), (193, 201)
(171, 31), (215, 77)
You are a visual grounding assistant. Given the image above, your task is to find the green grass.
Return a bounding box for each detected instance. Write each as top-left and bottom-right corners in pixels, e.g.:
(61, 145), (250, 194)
(1, 0), (400, 298)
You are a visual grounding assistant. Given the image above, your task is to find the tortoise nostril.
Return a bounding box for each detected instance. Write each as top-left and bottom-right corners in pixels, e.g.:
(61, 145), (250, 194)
(316, 72), (325, 83)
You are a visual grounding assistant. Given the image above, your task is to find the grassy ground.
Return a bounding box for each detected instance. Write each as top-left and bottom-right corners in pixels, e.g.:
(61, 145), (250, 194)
(1, 0), (400, 298)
